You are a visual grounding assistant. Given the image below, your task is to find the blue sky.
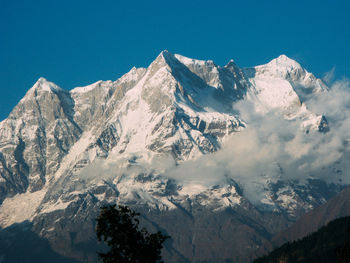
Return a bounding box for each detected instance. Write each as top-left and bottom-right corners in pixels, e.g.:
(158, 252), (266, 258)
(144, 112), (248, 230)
(1, 0), (349, 120)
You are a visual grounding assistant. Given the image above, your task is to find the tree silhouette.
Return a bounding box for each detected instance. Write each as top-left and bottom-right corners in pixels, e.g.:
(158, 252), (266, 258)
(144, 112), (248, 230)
(96, 204), (169, 263)
(336, 227), (350, 263)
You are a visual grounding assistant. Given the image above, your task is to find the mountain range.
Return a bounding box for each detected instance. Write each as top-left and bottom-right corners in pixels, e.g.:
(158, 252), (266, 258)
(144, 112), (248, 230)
(0, 51), (349, 263)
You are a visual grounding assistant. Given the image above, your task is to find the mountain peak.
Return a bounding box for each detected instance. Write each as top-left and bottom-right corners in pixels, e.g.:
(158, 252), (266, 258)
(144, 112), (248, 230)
(29, 77), (64, 94)
(267, 54), (302, 70)
(156, 50), (175, 61)
(159, 49), (171, 56)
(149, 50), (177, 70)
(225, 59), (237, 68)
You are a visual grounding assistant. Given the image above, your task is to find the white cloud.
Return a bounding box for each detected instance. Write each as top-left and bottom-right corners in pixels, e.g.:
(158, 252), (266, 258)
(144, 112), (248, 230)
(164, 79), (350, 203)
(76, 79), (350, 205)
(322, 67), (336, 85)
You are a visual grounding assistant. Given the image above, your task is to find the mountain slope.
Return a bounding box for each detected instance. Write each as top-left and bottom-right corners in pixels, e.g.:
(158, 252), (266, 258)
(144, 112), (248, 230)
(269, 186), (350, 249)
(254, 216), (350, 263)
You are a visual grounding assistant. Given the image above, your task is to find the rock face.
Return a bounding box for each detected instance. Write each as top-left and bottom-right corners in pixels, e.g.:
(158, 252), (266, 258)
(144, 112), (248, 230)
(0, 51), (344, 263)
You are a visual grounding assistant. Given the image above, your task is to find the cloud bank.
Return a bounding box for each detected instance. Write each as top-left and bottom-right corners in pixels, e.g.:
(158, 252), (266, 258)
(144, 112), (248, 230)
(77, 79), (350, 205)
(165, 79), (350, 202)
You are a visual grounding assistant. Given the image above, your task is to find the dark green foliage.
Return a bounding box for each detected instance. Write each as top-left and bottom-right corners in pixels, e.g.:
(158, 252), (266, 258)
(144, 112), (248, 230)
(96, 204), (169, 263)
(336, 229), (350, 263)
(254, 216), (350, 263)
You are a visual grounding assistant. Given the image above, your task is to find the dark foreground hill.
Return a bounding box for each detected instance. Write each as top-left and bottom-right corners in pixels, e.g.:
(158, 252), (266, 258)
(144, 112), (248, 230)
(253, 216), (350, 263)
(268, 186), (350, 250)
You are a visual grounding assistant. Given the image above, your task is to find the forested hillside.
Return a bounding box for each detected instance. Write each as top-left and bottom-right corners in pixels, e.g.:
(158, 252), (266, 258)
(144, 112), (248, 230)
(254, 216), (350, 263)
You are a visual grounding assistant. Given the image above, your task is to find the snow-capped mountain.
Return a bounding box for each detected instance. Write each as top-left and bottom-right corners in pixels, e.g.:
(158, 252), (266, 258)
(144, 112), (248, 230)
(0, 51), (346, 263)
